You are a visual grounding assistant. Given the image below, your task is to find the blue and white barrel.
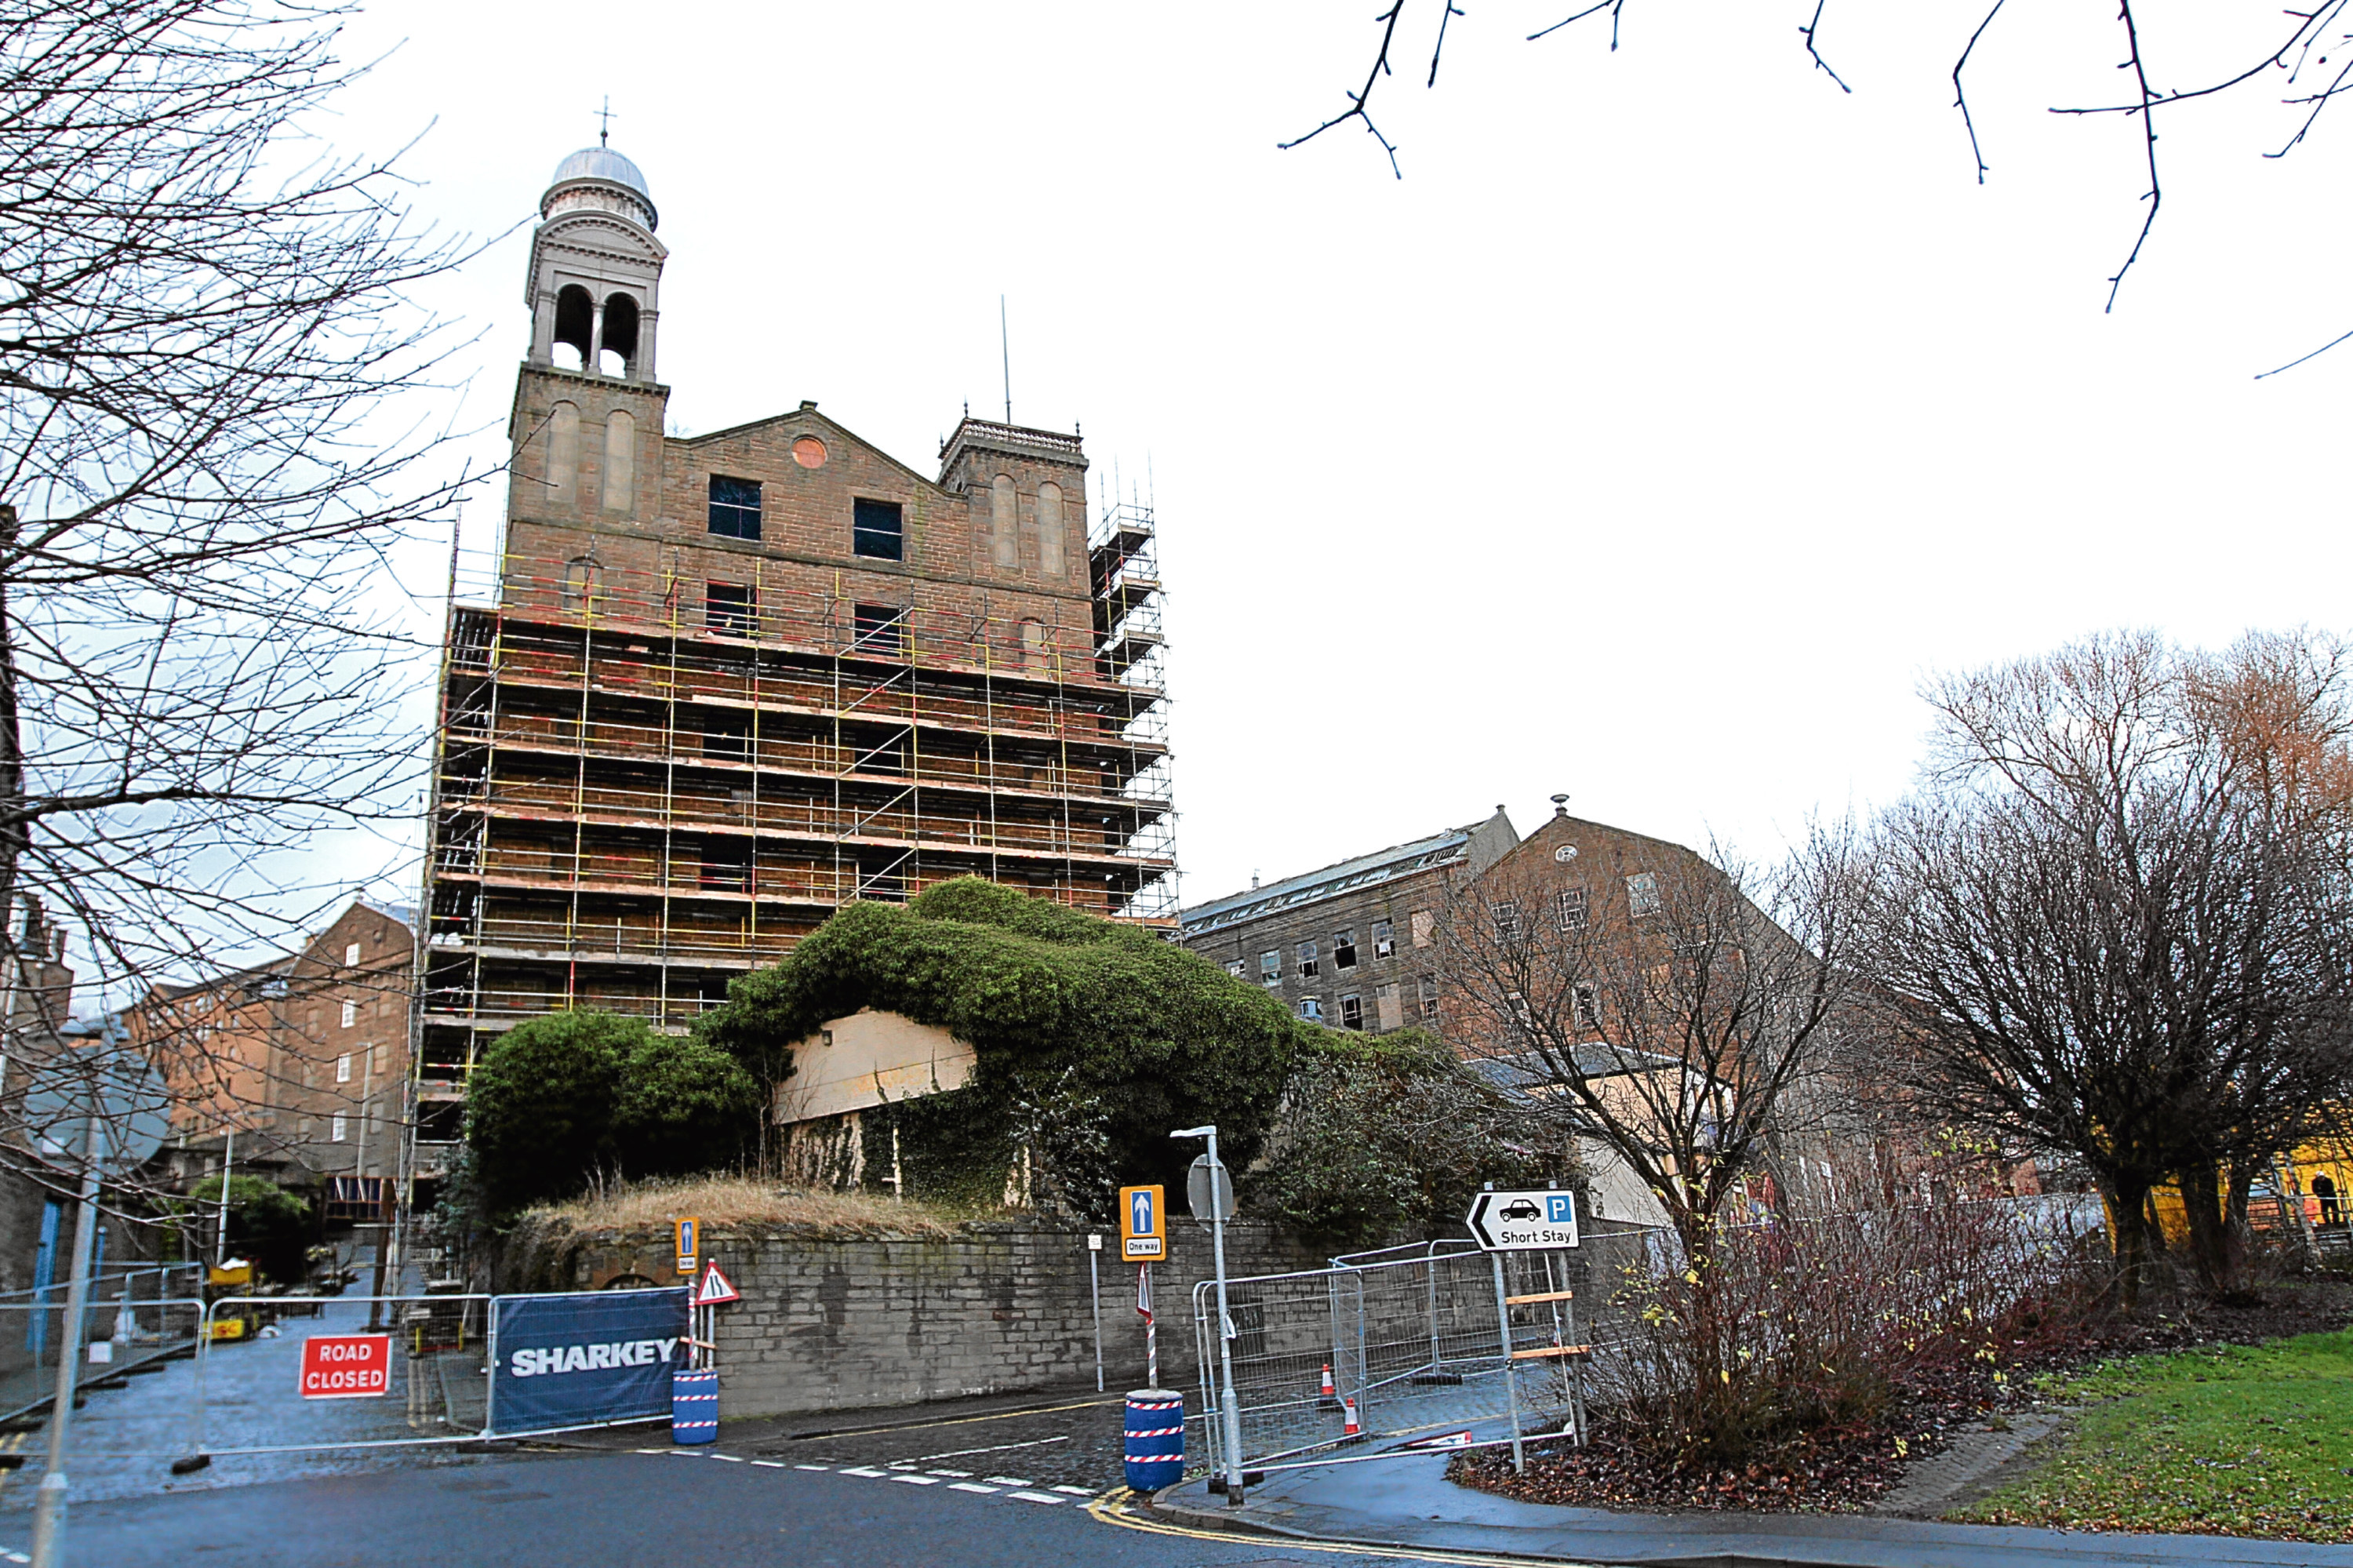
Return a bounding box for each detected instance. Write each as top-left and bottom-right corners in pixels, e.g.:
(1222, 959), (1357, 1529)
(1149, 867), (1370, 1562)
(671, 1368), (719, 1445)
(1123, 1388), (1185, 1492)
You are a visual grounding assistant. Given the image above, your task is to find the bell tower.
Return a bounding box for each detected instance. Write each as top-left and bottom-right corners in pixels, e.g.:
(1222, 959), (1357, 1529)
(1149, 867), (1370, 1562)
(524, 144), (666, 381)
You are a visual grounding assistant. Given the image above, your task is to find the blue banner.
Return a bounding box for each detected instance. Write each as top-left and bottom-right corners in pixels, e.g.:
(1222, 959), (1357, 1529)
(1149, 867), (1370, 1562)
(489, 1287), (691, 1434)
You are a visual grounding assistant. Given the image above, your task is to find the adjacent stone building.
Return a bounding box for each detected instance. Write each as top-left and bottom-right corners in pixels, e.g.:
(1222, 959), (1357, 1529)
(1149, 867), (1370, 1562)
(412, 145), (1174, 1202)
(1177, 808), (1518, 1032)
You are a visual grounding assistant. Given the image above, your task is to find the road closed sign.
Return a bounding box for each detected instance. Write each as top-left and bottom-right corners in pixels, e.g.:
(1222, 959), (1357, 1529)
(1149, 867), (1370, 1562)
(300, 1333), (391, 1399)
(1465, 1189), (1580, 1252)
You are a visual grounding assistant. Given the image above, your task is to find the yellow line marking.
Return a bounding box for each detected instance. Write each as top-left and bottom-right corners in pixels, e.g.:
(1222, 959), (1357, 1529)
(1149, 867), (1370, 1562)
(1085, 1486), (1606, 1568)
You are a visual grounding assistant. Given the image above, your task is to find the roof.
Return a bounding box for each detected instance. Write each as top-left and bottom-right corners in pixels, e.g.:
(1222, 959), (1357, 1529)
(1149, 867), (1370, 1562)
(544, 145), (657, 229)
(1178, 824), (1475, 939)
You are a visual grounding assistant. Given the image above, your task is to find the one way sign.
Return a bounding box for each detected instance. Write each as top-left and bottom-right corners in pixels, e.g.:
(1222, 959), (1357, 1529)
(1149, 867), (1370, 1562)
(1465, 1189), (1580, 1252)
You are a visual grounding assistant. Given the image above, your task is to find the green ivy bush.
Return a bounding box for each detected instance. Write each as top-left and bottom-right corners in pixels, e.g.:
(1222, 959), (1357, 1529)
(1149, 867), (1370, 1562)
(463, 1010), (761, 1218)
(698, 878), (1317, 1218)
(1248, 1028), (1582, 1253)
(179, 1174), (315, 1283)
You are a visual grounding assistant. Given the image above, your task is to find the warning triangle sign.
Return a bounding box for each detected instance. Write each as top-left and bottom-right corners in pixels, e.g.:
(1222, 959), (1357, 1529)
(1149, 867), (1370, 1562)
(695, 1261), (740, 1306)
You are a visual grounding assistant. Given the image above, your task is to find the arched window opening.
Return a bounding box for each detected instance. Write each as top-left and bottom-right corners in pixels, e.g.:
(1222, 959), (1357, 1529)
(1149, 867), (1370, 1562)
(599, 293), (639, 379)
(547, 402), (580, 500)
(1019, 617), (1051, 673)
(602, 409), (635, 514)
(1036, 482), (1066, 578)
(553, 285), (594, 371)
(988, 475), (1019, 569)
(560, 556), (602, 613)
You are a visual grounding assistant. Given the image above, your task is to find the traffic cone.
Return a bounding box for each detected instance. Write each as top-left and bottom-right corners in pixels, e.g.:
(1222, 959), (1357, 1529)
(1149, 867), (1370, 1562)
(1342, 1396), (1361, 1438)
(1318, 1362), (1340, 1410)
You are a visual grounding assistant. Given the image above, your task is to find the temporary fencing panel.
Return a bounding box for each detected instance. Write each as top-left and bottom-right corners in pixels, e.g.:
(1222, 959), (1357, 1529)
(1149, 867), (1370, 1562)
(488, 1288), (691, 1434)
(0, 1264), (204, 1420)
(193, 1293), (493, 1457)
(1192, 1227), (1664, 1477)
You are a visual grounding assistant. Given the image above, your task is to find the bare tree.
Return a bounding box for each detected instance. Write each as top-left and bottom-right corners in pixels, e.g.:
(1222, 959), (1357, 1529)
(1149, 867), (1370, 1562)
(1436, 826), (1860, 1257)
(0, 2), (485, 1199)
(1286, 4), (2353, 343)
(1848, 631), (2353, 1307)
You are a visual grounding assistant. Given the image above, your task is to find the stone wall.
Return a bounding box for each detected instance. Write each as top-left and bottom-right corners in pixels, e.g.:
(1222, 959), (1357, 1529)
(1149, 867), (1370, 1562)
(540, 1217), (1327, 1420)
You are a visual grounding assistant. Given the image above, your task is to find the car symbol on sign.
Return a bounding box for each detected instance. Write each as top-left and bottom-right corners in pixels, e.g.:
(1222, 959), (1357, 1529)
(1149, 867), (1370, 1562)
(1497, 1198), (1543, 1221)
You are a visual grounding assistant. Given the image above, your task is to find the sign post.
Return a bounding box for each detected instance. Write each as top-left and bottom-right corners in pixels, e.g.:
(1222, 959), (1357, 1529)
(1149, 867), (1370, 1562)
(1465, 1188), (1581, 1475)
(1118, 1185), (1166, 1390)
(1086, 1234), (1104, 1392)
(1172, 1126), (1245, 1506)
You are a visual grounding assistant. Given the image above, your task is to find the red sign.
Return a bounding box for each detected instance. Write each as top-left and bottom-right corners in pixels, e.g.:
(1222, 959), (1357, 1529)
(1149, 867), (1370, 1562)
(695, 1262), (740, 1306)
(299, 1333), (391, 1399)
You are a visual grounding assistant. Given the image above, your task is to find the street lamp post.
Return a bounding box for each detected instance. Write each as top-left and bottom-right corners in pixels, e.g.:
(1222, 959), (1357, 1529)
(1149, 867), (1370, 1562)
(1170, 1123), (1245, 1505)
(29, 1111), (104, 1568)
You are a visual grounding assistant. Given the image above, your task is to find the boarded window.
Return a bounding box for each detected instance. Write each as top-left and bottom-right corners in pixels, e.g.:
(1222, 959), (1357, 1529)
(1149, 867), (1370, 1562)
(1333, 929), (1358, 970)
(989, 475), (1020, 569)
(1339, 994), (1364, 1031)
(1260, 950), (1281, 987)
(852, 602), (907, 655)
(853, 497), (904, 561)
(1297, 940), (1320, 980)
(708, 475), (762, 540)
(706, 583), (756, 637)
(1035, 481), (1066, 577)
(547, 402), (580, 500)
(1376, 983), (1403, 1031)
(1556, 887), (1590, 932)
(1410, 909), (1434, 948)
(561, 555), (601, 613)
(602, 409), (635, 514)
(1627, 872), (1661, 917)
(1372, 919), (1395, 960)
(1019, 617), (1051, 673)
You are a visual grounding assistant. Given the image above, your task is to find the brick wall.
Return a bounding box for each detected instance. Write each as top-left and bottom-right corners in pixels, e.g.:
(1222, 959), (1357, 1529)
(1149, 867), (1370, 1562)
(542, 1218), (1326, 1419)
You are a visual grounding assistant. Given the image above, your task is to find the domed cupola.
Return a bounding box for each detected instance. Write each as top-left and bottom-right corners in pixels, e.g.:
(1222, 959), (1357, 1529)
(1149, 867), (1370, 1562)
(523, 140), (667, 381)
(540, 145), (657, 232)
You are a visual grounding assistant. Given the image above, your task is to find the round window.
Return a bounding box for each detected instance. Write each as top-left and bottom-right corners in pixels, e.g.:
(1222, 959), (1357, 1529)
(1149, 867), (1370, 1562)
(791, 435), (827, 469)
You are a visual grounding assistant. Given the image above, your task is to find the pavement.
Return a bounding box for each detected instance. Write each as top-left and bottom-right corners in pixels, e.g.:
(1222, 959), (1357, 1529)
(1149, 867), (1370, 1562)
(1151, 1444), (2353, 1567)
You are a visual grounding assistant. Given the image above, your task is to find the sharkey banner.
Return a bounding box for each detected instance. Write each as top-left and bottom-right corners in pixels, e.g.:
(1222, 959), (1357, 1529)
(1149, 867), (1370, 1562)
(490, 1286), (692, 1433)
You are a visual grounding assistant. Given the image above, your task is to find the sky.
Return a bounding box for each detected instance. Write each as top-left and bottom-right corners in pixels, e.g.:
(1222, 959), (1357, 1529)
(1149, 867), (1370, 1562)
(312, 0), (2353, 915)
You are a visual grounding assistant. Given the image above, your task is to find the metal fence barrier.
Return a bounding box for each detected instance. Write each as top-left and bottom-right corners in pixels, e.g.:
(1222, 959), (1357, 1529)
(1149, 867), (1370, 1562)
(1193, 1226), (1664, 1477)
(0, 1264), (205, 1421)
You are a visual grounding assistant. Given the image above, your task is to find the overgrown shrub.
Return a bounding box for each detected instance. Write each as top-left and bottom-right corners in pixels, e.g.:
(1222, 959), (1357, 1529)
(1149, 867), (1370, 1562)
(464, 1010), (761, 1218)
(1249, 1029), (1582, 1251)
(180, 1175), (314, 1283)
(700, 878), (1315, 1214)
(1600, 1168), (2104, 1471)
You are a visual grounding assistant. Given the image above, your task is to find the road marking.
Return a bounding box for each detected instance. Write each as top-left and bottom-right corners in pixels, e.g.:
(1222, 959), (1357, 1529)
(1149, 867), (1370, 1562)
(909, 1434), (1070, 1464)
(839, 1466), (888, 1477)
(751, 1460), (786, 1468)
(888, 1473), (940, 1486)
(886, 1461), (918, 1470)
(1084, 1487), (1609, 1567)
(793, 1464), (829, 1472)
(1050, 1485), (1093, 1496)
(706, 1453), (744, 1462)
(2, 1550), (26, 1564)
(926, 1468), (972, 1477)
(982, 1475), (1032, 1486)
(947, 1482), (1001, 1494)
(1005, 1489), (1064, 1504)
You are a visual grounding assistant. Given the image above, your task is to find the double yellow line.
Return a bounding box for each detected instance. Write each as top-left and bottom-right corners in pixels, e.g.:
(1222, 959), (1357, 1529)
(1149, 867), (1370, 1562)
(1085, 1486), (1604, 1568)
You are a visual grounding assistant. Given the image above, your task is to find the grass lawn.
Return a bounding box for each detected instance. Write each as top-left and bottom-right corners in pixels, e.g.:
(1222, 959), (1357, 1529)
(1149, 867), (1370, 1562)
(1955, 1328), (2353, 1542)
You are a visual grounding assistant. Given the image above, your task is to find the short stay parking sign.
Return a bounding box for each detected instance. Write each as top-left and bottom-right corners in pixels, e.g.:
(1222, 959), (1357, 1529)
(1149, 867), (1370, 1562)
(300, 1333), (391, 1399)
(1465, 1189), (1580, 1251)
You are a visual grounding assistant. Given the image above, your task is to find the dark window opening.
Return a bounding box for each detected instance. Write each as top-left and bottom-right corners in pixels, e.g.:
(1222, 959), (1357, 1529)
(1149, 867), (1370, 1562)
(853, 497), (904, 562)
(1297, 940), (1320, 980)
(708, 475), (763, 540)
(1419, 975), (1440, 1021)
(1260, 951), (1281, 987)
(416, 1100), (465, 1143)
(854, 727), (910, 776)
(1557, 887), (1590, 932)
(1340, 994), (1365, 1031)
(1333, 929), (1358, 970)
(1574, 983), (1600, 1030)
(1372, 919), (1395, 960)
(852, 602), (907, 656)
(702, 714), (751, 761)
(599, 293), (639, 376)
(706, 582), (756, 637)
(552, 285), (594, 370)
(700, 841), (753, 892)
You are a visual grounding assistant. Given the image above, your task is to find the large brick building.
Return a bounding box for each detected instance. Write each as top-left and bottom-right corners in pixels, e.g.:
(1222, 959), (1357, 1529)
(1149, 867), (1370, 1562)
(412, 146), (1174, 1188)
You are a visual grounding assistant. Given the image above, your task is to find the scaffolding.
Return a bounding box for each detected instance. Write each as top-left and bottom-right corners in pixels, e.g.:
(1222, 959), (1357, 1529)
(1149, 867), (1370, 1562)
(409, 478), (1176, 1173)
